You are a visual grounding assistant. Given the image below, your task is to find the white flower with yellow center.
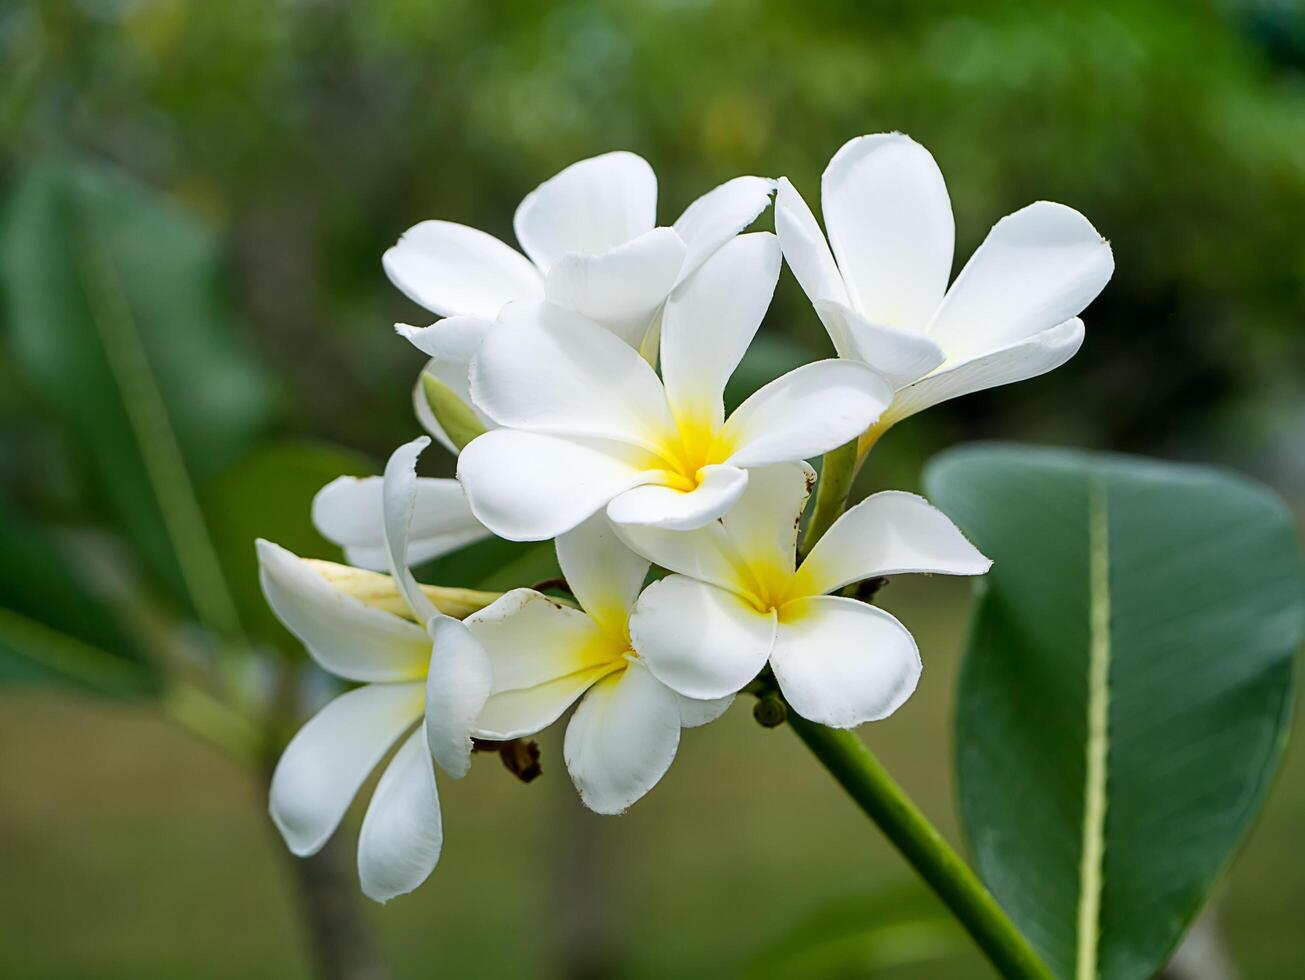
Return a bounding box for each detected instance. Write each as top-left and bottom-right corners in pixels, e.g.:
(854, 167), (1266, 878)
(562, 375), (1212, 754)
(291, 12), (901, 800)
(259, 437), (491, 902)
(384, 151), (775, 452)
(466, 513), (730, 814)
(776, 133), (1114, 436)
(621, 464), (991, 728)
(457, 233), (892, 540)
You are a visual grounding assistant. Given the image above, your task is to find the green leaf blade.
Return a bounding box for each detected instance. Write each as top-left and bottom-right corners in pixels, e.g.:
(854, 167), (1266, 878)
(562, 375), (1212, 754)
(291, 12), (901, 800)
(925, 444), (1304, 980)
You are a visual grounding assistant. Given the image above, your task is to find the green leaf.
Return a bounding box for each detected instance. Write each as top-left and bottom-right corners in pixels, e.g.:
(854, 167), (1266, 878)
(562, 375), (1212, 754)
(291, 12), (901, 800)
(199, 440), (372, 654)
(0, 495), (154, 696)
(421, 372), (487, 452)
(0, 161), (273, 637)
(924, 444), (1304, 980)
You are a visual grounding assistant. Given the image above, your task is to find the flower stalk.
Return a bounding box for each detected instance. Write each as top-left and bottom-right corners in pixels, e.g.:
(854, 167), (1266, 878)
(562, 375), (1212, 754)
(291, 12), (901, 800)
(801, 437), (859, 555)
(786, 711), (1054, 980)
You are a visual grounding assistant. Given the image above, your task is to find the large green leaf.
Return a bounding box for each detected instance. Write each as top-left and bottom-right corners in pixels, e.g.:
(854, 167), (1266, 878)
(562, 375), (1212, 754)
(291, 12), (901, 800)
(0, 162), (273, 635)
(924, 445), (1304, 980)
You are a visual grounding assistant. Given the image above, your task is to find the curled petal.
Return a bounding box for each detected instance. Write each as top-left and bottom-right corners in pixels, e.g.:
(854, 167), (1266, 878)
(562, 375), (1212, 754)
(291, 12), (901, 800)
(383, 221), (541, 318)
(424, 616), (492, 779)
(673, 175), (776, 282)
(606, 465), (748, 532)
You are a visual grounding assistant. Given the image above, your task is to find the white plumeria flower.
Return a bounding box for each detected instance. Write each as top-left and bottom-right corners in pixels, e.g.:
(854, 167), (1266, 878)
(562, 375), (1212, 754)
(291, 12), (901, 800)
(775, 133), (1114, 434)
(259, 437), (491, 902)
(457, 232), (892, 541)
(312, 471), (489, 572)
(386, 151), (776, 452)
(466, 513), (730, 814)
(621, 463), (991, 728)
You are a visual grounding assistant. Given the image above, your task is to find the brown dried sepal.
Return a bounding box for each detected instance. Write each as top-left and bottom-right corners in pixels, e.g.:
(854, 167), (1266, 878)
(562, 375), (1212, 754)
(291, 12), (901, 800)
(472, 737), (543, 784)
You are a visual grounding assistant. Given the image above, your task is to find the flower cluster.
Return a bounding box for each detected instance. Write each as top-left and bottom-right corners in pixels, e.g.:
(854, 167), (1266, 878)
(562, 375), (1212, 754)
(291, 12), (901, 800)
(257, 134), (1113, 901)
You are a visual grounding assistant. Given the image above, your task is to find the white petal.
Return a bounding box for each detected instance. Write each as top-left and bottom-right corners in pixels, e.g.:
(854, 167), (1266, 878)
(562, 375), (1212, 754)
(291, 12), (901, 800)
(313, 475), (488, 573)
(470, 589), (619, 691)
(660, 232), (781, 429)
(381, 437), (439, 623)
(555, 512), (650, 643)
(383, 221), (542, 318)
(457, 429), (658, 541)
(357, 729), (442, 903)
(563, 659), (683, 814)
(424, 616), (492, 778)
(513, 151), (657, 273)
(719, 462), (813, 581)
(257, 539), (430, 682)
(774, 176), (848, 308)
(677, 693), (734, 728)
(606, 464), (748, 532)
(770, 596), (921, 727)
(928, 202), (1113, 360)
(821, 134), (954, 331)
(887, 317), (1085, 425)
(793, 491), (991, 598)
(672, 175), (776, 282)
(615, 518), (752, 598)
(468, 589), (625, 738)
(721, 360), (891, 469)
(395, 314), (492, 362)
(269, 682), (424, 857)
(544, 227), (686, 348)
(813, 300), (945, 389)
(628, 575), (776, 700)
(471, 302), (675, 452)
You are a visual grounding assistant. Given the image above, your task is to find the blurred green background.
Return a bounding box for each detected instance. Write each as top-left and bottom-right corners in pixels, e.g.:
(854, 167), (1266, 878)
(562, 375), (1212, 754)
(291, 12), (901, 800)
(1, 0), (1303, 977)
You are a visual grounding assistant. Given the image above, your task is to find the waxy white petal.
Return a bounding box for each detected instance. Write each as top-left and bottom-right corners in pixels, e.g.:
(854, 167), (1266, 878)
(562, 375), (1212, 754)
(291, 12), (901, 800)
(383, 221), (542, 318)
(771, 596), (921, 728)
(313, 474), (488, 573)
(458, 430), (657, 541)
(661, 232), (781, 429)
(774, 176), (848, 309)
(794, 491), (991, 598)
(555, 512), (650, 643)
(424, 616), (492, 779)
(563, 659), (683, 814)
(513, 151), (657, 274)
(357, 729), (443, 903)
(381, 438), (439, 624)
(606, 464), (748, 531)
(629, 575), (776, 700)
(677, 693), (735, 728)
(722, 360), (891, 469)
(269, 682), (424, 857)
(471, 302), (675, 451)
(929, 202), (1112, 360)
(822, 134), (954, 332)
(614, 519), (749, 598)
(813, 301), (945, 389)
(887, 317), (1085, 425)
(718, 462), (813, 582)
(475, 663), (621, 741)
(469, 589), (621, 696)
(672, 175), (776, 281)
(544, 227), (686, 348)
(257, 539), (430, 683)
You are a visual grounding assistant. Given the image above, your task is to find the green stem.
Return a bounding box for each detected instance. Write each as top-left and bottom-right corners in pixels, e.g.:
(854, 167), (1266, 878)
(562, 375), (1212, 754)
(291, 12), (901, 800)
(787, 713), (1054, 980)
(802, 438), (859, 555)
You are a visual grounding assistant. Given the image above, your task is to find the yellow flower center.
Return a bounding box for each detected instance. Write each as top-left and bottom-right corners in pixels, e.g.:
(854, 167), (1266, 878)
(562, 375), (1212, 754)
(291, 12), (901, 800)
(651, 413), (733, 492)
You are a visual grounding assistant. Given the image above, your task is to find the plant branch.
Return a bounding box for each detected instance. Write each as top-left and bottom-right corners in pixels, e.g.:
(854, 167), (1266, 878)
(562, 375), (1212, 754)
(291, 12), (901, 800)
(786, 712), (1054, 980)
(802, 438), (859, 555)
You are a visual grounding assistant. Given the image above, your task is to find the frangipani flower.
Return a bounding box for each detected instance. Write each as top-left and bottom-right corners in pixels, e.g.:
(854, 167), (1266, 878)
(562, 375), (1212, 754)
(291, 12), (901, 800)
(467, 513), (730, 814)
(776, 133), (1114, 436)
(386, 151), (775, 452)
(622, 464), (991, 728)
(259, 437), (491, 902)
(457, 233), (892, 540)
(313, 471), (489, 572)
